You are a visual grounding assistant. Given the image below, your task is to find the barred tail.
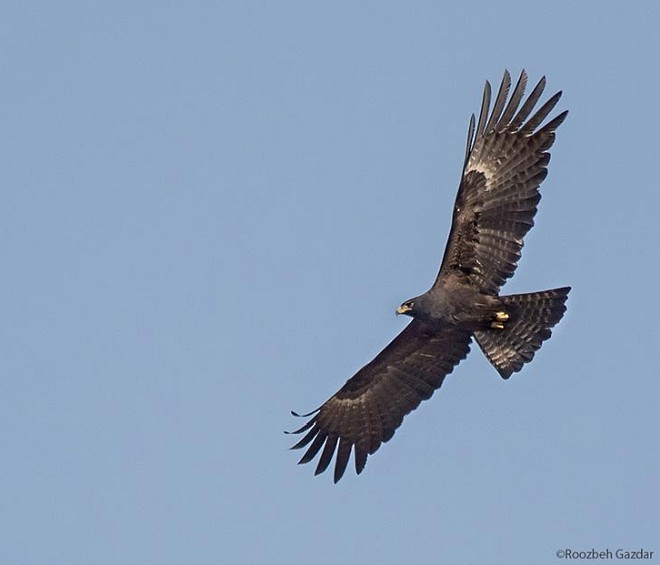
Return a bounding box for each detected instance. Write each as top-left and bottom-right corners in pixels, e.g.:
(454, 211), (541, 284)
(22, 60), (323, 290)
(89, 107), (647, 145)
(474, 287), (570, 379)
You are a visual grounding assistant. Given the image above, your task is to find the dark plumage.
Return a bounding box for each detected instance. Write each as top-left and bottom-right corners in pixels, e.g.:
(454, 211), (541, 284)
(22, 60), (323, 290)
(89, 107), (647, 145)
(288, 70), (571, 482)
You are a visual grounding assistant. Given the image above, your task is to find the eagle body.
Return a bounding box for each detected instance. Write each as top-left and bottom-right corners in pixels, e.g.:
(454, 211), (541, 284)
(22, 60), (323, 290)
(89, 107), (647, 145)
(403, 276), (501, 329)
(289, 70), (571, 482)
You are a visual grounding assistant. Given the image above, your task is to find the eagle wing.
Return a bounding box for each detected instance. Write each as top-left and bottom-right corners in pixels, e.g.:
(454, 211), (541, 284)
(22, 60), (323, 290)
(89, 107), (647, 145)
(436, 70), (567, 295)
(289, 320), (472, 482)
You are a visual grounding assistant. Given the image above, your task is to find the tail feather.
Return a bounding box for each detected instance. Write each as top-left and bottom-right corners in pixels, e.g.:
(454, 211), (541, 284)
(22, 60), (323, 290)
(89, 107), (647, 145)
(474, 287), (570, 379)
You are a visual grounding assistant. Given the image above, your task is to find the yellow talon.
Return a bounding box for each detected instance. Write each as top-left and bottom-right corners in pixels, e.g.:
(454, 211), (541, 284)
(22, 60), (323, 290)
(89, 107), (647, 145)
(494, 311), (509, 322)
(490, 321), (505, 330)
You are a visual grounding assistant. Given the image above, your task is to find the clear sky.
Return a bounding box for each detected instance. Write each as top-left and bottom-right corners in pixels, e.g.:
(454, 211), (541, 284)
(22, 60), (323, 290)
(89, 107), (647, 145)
(2, 2), (659, 564)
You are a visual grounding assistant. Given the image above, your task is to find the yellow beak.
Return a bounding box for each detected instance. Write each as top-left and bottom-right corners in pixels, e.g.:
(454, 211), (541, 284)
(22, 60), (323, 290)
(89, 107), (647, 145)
(396, 304), (412, 315)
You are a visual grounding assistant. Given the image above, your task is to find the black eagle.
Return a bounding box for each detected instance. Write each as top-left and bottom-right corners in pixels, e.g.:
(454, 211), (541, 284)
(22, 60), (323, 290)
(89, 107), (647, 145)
(289, 70), (571, 482)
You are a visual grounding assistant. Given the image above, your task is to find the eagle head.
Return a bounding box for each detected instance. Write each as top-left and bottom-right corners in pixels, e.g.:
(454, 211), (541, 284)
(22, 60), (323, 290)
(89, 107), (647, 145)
(396, 300), (415, 316)
(396, 293), (435, 319)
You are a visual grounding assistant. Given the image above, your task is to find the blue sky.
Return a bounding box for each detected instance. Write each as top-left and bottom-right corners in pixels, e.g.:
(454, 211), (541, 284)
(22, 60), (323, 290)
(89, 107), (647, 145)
(2, 2), (659, 564)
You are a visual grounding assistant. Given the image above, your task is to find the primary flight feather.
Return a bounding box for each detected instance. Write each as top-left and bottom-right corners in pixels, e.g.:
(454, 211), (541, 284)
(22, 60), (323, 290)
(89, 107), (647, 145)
(289, 70), (570, 483)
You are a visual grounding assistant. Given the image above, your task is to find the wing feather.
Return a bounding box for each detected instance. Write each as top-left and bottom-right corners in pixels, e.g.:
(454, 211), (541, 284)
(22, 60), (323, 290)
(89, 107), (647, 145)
(297, 431), (326, 465)
(462, 113), (476, 169)
(510, 75), (546, 128)
(315, 434), (338, 476)
(436, 70), (567, 294)
(334, 438), (353, 483)
(485, 70), (511, 132)
(499, 70), (528, 126)
(475, 81), (491, 138)
(289, 320), (472, 482)
(290, 422), (320, 450)
(520, 91), (563, 134)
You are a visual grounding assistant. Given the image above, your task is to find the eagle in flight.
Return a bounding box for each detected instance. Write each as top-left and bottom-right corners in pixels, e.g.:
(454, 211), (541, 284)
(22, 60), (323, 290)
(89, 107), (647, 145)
(288, 70), (571, 482)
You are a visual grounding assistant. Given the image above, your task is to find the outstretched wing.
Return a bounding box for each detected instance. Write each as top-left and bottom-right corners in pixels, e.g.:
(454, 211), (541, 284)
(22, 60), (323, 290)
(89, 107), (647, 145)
(288, 320), (472, 482)
(436, 70), (568, 295)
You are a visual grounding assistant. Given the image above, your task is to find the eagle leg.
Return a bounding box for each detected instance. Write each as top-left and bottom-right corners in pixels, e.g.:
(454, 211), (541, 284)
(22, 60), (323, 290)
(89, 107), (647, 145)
(490, 311), (509, 329)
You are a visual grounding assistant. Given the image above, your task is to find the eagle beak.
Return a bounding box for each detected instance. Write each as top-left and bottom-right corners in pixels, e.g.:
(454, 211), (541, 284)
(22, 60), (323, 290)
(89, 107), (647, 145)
(396, 304), (412, 315)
